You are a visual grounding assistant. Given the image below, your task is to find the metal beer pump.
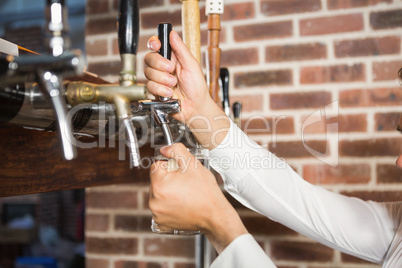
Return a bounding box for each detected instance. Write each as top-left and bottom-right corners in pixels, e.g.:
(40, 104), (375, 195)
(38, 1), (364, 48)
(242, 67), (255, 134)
(0, 0), (85, 161)
(0, 0), (148, 167)
(65, 0), (147, 167)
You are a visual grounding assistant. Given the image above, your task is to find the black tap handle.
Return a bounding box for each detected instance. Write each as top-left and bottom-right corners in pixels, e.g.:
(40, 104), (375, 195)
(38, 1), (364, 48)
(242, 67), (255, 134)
(118, 0), (139, 55)
(220, 67), (230, 107)
(47, 0), (65, 5)
(158, 23), (172, 60)
(233, 102), (242, 118)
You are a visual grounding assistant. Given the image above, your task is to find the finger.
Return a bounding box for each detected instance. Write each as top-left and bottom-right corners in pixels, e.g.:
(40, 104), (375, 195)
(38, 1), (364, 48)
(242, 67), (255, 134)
(160, 143), (195, 170)
(150, 161), (169, 181)
(144, 52), (175, 74)
(146, 80), (174, 98)
(144, 67), (177, 88)
(170, 31), (200, 69)
(147, 36), (161, 52)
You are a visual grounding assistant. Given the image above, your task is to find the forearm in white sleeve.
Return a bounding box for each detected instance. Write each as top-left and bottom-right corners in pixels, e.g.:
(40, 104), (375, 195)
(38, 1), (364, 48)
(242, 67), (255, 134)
(209, 120), (396, 264)
(210, 234), (276, 268)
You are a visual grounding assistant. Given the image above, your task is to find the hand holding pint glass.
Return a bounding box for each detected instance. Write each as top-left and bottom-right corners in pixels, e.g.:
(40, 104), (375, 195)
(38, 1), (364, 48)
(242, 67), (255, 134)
(151, 145), (209, 235)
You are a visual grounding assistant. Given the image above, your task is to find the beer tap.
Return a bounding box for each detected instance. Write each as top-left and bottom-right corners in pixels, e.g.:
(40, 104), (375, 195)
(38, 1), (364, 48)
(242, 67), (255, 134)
(132, 23), (181, 146)
(65, 0), (147, 167)
(0, 52), (85, 160)
(0, 0), (84, 161)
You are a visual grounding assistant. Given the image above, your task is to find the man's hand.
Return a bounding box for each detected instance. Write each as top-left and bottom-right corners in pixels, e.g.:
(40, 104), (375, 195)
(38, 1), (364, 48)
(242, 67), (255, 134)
(149, 143), (248, 253)
(144, 32), (230, 150)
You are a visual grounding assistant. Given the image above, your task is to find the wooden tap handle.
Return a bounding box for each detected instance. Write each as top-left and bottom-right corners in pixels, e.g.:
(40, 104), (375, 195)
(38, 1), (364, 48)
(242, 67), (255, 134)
(207, 14), (222, 104)
(180, 0), (201, 64)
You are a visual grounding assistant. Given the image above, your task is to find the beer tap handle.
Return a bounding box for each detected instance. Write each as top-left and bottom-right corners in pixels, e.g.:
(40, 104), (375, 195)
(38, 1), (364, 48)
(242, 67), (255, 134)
(118, 0), (139, 85)
(157, 23), (172, 102)
(118, 0), (139, 55)
(158, 23), (172, 61)
(232, 101), (242, 127)
(220, 67), (230, 117)
(117, 0), (141, 167)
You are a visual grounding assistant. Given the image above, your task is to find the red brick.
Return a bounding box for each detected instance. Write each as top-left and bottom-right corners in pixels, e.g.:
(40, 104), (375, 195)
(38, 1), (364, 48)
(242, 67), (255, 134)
(221, 48), (259, 67)
(300, 14), (363, 36)
(174, 263), (195, 268)
(373, 60), (402, 81)
(141, 10), (182, 30)
(339, 138), (402, 157)
(86, 39), (108, 57)
(328, 0), (392, 9)
(370, 9), (402, 30)
(339, 87), (402, 107)
(261, 0), (321, 16)
(270, 91), (332, 110)
(266, 43), (327, 62)
(335, 36), (400, 58)
(269, 140), (329, 158)
(341, 191), (402, 202)
(234, 21), (293, 42)
(302, 114), (367, 134)
(375, 112), (401, 131)
(144, 238), (195, 257)
(234, 69), (292, 88)
(115, 260), (163, 268)
(300, 64), (365, 84)
(271, 241), (334, 261)
(86, 237), (138, 254)
(86, 191), (138, 209)
(87, 16), (117, 36)
(303, 164), (371, 184)
(341, 252), (379, 264)
(87, 61), (121, 77)
(86, 214), (109, 231)
(114, 215), (152, 232)
(221, 2), (255, 21)
(377, 164), (402, 183)
(241, 116), (295, 135)
(241, 215), (297, 236)
(87, 0), (110, 15)
(230, 95), (264, 113)
(86, 258), (110, 268)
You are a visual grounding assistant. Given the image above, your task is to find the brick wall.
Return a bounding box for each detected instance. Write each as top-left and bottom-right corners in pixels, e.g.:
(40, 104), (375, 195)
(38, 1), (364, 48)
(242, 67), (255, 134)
(85, 0), (402, 267)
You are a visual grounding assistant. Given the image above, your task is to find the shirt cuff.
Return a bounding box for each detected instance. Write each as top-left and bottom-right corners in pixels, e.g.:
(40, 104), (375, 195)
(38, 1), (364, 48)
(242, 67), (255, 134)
(210, 234), (276, 268)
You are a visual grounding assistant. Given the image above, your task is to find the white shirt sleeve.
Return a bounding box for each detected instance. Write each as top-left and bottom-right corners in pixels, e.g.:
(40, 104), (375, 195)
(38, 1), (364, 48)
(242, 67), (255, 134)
(211, 234), (276, 268)
(209, 120), (397, 264)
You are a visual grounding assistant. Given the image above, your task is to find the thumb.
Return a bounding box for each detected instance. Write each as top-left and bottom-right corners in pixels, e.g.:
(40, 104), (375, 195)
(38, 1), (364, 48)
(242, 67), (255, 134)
(160, 143), (195, 170)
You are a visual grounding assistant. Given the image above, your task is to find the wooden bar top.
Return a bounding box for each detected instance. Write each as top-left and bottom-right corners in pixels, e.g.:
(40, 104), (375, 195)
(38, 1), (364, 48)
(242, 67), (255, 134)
(0, 126), (152, 197)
